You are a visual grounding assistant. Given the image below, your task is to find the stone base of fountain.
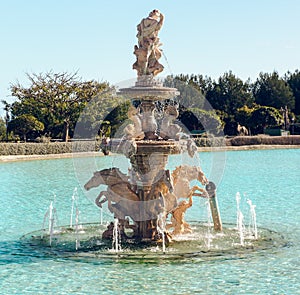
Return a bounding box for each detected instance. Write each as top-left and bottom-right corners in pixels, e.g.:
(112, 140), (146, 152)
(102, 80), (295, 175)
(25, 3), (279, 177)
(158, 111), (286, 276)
(20, 222), (287, 261)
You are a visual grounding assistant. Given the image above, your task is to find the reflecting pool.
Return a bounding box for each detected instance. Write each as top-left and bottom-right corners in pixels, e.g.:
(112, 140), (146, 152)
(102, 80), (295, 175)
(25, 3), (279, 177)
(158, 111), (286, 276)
(0, 149), (299, 294)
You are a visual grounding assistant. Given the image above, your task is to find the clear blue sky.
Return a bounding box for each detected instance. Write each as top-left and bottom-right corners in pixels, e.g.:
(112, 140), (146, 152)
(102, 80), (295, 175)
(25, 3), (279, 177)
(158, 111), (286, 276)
(1, 0), (300, 116)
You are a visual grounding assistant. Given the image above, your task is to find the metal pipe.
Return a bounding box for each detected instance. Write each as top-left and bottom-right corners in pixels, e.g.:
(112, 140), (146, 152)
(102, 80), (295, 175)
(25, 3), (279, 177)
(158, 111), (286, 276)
(206, 181), (222, 231)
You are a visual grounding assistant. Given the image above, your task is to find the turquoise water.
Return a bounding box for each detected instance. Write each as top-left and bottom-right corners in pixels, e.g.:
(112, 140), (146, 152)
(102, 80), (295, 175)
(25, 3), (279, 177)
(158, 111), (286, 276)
(0, 149), (299, 294)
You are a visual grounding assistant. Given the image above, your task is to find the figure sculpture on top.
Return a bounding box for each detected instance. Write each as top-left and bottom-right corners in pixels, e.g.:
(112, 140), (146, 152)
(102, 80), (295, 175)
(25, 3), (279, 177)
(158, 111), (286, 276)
(133, 9), (164, 77)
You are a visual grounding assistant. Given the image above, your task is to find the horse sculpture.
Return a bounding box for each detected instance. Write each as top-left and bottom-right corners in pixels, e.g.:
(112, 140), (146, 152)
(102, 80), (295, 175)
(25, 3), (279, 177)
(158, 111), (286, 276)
(171, 165), (208, 199)
(166, 165), (209, 235)
(84, 167), (139, 203)
(84, 165), (209, 238)
(84, 168), (175, 238)
(147, 170), (175, 209)
(237, 123), (249, 136)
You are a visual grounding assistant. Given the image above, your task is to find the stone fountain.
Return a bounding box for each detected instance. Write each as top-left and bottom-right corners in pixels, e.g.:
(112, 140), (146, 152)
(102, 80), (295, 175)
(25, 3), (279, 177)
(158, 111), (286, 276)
(84, 9), (222, 244)
(19, 10), (287, 262)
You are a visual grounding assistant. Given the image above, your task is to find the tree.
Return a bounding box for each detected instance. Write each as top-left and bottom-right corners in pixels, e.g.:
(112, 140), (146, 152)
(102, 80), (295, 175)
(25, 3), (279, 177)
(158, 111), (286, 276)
(164, 75), (209, 109)
(165, 74), (213, 94)
(206, 71), (254, 116)
(104, 101), (131, 137)
(1, 100), (11, 141)
(188, 108), (223, 135)
(8, 114), (44, 141)
(248, 106), (283, 135)
(253, 72), (295, 110)
(0, 117), (6, 141)
(74, 89), (127, 139)
(286, 70), (300, 115)
(9, 71), (108, 141)
(235, 105), (253, 127)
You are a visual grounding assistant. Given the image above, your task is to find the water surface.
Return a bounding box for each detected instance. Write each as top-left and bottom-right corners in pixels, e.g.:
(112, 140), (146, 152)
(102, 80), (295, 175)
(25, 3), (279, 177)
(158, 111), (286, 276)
(0, 149), (299, 294)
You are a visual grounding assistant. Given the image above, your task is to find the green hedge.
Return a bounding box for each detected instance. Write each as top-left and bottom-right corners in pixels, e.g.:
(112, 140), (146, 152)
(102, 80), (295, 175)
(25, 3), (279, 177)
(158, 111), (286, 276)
(0, 141), (100, 156)
(1, 136), (299, 156)
(227, 136), (300, 146)
(193, 137), (226, 147)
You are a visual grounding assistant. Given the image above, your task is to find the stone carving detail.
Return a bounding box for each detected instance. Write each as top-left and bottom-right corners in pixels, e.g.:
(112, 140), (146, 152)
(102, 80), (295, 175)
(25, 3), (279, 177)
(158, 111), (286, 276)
(160, 104), (182, 140)
(140, 101), (158, 139)
(186, 138), (198, 158)
(166, 165), (208, 235)
(124, 106), (145, 140)
(167, 194), (194, 235)
(84, 164), (216, 239)
(171, 165), (208, 200)
(84, 168), (175, 239)
(133, 9), (164, 77)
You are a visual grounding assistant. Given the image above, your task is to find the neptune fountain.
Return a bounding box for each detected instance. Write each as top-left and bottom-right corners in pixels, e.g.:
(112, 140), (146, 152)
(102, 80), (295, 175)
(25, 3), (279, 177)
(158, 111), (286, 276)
(19, 10), (286, 260)
(84, 9), (221, 244)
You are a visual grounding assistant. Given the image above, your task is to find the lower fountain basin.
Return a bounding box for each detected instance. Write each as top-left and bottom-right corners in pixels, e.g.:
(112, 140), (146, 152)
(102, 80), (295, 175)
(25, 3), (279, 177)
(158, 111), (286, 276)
(20, 222), (288, 262)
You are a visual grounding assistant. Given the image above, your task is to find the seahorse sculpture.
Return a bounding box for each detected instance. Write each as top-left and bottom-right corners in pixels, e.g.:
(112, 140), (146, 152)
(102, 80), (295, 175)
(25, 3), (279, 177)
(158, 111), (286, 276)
(124, 105), (145, 140)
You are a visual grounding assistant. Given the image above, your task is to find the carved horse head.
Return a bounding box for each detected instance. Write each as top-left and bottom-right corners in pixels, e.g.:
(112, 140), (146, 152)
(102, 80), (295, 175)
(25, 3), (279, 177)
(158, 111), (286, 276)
(172, 165), (208, 186)
(84, 167), (129, 191)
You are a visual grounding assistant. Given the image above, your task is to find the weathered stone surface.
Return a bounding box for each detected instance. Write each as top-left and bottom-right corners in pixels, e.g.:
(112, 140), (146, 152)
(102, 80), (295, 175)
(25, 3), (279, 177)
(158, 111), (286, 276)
(133, 10), (164, 77)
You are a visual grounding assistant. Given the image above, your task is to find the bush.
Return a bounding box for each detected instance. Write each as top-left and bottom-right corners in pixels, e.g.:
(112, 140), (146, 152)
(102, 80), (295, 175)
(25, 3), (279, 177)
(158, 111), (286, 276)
(35, 135), (51, 143)
(227, 135), (300, 146)
(1, 136), (299, 156)
(0, 141), (101, 156)
(194, 136), (225, 147)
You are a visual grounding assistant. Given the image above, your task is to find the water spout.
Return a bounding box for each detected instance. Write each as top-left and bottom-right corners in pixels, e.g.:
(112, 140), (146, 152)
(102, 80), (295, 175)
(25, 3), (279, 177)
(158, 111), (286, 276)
(236, 192), (245, 246)
(42, 197), (58, 247)
(247, 199), (258, 239)
(100, 207), (103, 225)
(157, 213), (166, 253)
(70, 187), (78, 228)
(112, 218), (121, 253)
(75, 207), (80, 250)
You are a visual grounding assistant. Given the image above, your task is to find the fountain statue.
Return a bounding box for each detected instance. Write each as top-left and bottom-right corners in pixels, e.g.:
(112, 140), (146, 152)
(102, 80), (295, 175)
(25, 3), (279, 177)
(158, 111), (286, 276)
(19, 10), (286, 264)
(84, 9), (222, 244)
(133, 9), (164, 77)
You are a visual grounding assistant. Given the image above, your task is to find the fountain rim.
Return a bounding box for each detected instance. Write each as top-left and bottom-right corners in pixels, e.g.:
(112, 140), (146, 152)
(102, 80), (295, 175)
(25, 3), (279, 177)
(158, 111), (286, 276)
(117, 86), (180, 101)
(20, 221), (288, 262)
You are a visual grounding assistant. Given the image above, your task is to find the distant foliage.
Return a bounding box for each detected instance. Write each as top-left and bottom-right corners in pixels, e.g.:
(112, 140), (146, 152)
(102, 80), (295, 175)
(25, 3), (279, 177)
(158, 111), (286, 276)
(0, 118), (6, 141)
(286, 70), (300, 115)
(248, 106), (282, 134)
(7, 71), (108, 142)
(164, 75), (207, 109)
(206, 71), (254, 116)
(253, 72), (295, 110)
(188, 108), (223, 136)
(8, 114), (44, 142)
(2, 69), (300, 143)
(0, 141), (99, 156)
(227, 135), (300, 146)
(168, 70), (300, 135)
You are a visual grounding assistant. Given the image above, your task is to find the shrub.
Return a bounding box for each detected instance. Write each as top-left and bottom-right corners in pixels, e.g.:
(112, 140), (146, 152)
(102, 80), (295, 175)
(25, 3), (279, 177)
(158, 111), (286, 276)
(194, 136), (225, 147)
(0, 141), (100, 156)
(227, 135), (300, 146)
